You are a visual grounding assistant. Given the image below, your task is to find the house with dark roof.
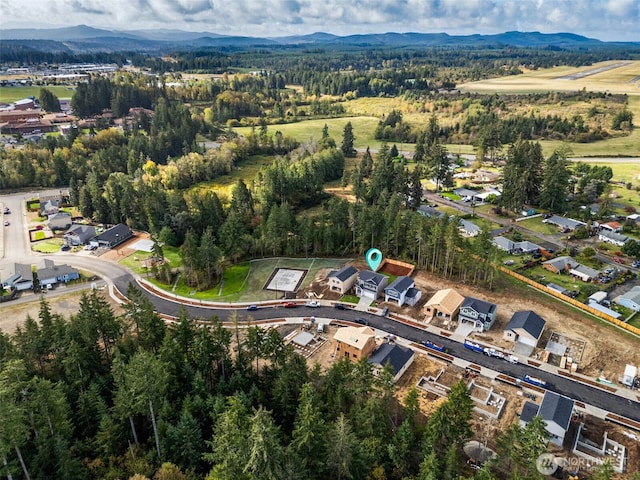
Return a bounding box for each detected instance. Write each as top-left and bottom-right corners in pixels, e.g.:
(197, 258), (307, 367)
(543, 256), (600, 282)
(327, 265), (358, 294)
(458, 296), (497, 332)
(503, 311), (546, 355)
(417, 205), (445, 219)
(2, 263), (33, 291)
(492, 236), (541, 254)
(368, 343), (415, 382)
(355, 270), (388, 300)
(520, 392), (575, 446)
(37, 259), (79, 287)
(64, 224), (96, 246)
(384, 276), (421, 307)
(90, 223), (134, 249)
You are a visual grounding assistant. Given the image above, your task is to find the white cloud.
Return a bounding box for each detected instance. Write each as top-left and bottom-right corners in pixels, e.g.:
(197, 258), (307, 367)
(1, 0), (638, 41)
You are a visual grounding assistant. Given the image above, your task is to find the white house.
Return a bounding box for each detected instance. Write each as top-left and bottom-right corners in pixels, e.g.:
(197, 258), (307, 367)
(459, 219), (481, 237)
(598, 230), (628, 247)
(327, 265), (358, 294)
(520, 392), (574, 447)
(616, 286), (640, 311)
(384, 276), (421, 307)
(368, 343), (415, 382)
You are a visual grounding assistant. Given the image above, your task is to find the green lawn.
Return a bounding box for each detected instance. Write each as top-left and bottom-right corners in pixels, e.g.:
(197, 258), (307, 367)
(31, 238), (64, 253)
(33, 231), (46, 241)
(341, 295), (360, 304)
(441, 192), (461, 201)
(628, 313), (640, 329)
(0, 85), (75, 103)
(518, 217), (562, 236)
(220, 263), (251, 296)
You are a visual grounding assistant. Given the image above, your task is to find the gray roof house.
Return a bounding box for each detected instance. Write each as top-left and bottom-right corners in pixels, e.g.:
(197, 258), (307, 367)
(598, 230), (629, 247)
(417, 205), (445, 219)
(543, 215), (586, 231)
(47, 212), (72, 231)
(543, 256), (599, 281)
(368, 343), (415, 382)
(493, 236), (540, 254)
(616, 286), (640, 312)
(458, 296), (498, 332)
(2, 263), (34, 291)
(569, 264), (600, 282)
(37, 259), (79, 287)
(520, 392), (574, 446)
(64, 224), (96, 245)
(90, 223), (134, 248)
(355, 270), (388, 300)
(384, 276), (421, 307)
(503, 311), (546, 355)
(459, 219), (481, 237)
(40, 199), (60, 216)
(327, 265), (358, 294)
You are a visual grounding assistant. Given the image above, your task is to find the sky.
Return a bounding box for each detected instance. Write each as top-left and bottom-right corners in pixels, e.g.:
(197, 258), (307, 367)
(1, 0), (639, 42)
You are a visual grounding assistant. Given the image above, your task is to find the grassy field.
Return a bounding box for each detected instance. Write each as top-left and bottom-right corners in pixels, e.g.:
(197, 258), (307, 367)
(0, 85), (75, 103)
(235, 116), (380, 150)
(144, 257), (350, 303)
(518, 217), (563, 236)
(31, 238), (64, 253)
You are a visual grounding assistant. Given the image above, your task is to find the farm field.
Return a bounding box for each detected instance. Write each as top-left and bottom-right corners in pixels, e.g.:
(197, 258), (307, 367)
(0, 85), (76, 103)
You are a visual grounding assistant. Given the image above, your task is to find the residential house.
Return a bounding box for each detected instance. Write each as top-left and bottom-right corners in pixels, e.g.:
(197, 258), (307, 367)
(2, 263), (33, 291)
(600, 221), (623, 233)
(458, 296), (498, 332)
(334, 326), (377, 361)
(626, 213), (640, 224)
(14, 98), (36, 110)
(64, 224), (96, 246)
(543, 215), (586, 231)
(47, 212), (72, 231)
(37, 259), (79, 287)
(454, 188), (477, 200)
(90, 223), (134, 248)
(355, 270), (388, 300)
(459, 219), (481, 237)
(384, 276), (421, 307)
(327, 265), (358, 294)
(424, 288), (465, 321)
(598, 230), (628, 247)
(503, 311), (546, 355)
(473, 189), (501, 203)
(520, 392), (574, 447)
(542, 256), (600, 282)
(493, 236), (540, 254)
(616, 286), (640, 311)
(368, 343), (415, 382)
(417, 205), (445, 219)
(40, 199), (60, 216)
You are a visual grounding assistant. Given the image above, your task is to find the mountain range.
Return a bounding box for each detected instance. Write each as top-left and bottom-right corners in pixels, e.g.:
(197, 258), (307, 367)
(1, 25), (638, 54)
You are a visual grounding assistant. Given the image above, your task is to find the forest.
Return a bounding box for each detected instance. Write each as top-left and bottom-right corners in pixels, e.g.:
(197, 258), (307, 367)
(1, 45), (638, 479)
(1, 290), (628, 480)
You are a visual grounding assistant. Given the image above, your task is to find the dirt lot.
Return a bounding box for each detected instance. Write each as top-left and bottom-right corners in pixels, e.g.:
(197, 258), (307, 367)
(304, 262), (640, 380)
(0, 289), (125, 335)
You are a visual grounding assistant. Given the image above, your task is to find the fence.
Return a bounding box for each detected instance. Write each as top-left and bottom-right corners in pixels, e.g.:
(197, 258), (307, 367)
(498, 266), (640, 337)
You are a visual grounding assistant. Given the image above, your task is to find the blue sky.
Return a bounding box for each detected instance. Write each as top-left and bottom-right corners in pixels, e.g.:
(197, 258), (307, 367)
(1, 0), (638, 41)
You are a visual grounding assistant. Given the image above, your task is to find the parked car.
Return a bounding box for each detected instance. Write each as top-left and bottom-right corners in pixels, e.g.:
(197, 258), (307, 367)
(60, 244), (71, 251)
(614, 257), (625, 264)
(354, 317), (369, 325)
(283, 302), (297, 308)
(305, 301), (320, 308)
(334, 303), (347, 310)
(380, 306), (389, 316)
(3, 221), (9, 226)
(3, 207), (10, 214)
(84, 244), (97, 251)
(632, 260), (640, 268)
(246, 305), (258, 311)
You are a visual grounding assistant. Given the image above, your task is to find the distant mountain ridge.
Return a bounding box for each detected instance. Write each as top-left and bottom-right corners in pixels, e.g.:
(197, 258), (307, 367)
(1, 25), (638, 53)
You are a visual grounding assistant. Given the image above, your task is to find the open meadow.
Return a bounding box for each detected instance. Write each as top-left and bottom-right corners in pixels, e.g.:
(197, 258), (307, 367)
(0, 85), (76, 103)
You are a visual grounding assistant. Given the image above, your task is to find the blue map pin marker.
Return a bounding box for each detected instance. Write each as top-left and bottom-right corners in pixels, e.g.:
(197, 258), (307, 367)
(366, 248), (383, 271)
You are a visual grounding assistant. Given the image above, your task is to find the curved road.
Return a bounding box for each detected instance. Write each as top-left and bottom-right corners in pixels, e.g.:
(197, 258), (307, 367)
(2, 191), (639, 425)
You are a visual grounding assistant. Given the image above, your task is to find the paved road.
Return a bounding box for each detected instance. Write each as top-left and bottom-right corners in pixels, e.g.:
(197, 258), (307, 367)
(2, 191), (639, 425)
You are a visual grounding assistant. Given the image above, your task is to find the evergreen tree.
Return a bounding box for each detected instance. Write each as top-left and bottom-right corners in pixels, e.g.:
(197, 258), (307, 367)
(341, 121), (356, 157)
